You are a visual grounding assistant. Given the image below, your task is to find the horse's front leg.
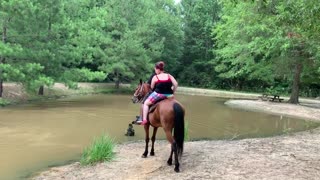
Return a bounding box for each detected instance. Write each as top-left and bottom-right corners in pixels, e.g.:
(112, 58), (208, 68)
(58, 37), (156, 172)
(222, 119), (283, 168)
(150, 127), (158, 156)
(142, 124), (150, 158)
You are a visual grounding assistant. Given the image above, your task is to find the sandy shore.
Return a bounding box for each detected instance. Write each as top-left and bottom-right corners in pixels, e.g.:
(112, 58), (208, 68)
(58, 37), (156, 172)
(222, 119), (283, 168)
(32, 98), (320, 180)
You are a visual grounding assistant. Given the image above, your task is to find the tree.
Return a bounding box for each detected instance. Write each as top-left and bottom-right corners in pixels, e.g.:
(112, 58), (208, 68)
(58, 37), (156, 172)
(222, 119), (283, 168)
(213, 0), (320, 103)
(177, 0), (220, 87)
(98, 0), (183, 87)
(0, 0), (106, 95)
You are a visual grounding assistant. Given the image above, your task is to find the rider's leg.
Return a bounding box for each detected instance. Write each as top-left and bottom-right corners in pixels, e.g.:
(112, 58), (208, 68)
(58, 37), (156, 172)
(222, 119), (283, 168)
(139, 103), (143, 120)
(136, 92), (152, 123)
(135, 104), (143, 123)
(141, 99), (152, 125)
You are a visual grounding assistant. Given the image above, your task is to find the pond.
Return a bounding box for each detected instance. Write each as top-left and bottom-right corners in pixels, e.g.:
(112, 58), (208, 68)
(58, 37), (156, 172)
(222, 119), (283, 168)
(0, 94), (318, 179)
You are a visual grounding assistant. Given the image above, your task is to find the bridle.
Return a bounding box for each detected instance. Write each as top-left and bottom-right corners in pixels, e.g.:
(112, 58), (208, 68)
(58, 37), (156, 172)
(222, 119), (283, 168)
(133, 83), (146, 103)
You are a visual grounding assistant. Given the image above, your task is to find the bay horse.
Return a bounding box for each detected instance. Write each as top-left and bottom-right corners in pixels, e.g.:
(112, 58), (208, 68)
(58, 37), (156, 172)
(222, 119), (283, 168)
(131, 79), (185, 172)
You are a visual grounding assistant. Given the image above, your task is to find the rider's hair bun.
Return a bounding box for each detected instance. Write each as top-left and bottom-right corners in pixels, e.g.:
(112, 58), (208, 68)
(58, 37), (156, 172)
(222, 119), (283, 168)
(155, 61), (165, 71)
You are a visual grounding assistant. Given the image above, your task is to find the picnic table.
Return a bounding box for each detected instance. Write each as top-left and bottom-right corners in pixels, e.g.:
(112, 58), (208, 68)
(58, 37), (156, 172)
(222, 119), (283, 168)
(259, 94), (284, 102)
(269, 95), (284, 102)
(259, 94), (269, 101)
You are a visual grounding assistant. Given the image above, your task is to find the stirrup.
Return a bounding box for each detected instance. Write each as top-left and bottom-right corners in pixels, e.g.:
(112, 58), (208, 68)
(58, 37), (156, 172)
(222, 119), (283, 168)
(133, 119), (147, 125)
(132, 116), (141, 125)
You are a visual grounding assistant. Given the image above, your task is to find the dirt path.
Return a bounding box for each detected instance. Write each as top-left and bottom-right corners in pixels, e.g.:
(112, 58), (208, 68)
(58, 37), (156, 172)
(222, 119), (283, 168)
(32, 99), (320, 180)
(226, 100), (320, 121)
(33, 132), (320, 180)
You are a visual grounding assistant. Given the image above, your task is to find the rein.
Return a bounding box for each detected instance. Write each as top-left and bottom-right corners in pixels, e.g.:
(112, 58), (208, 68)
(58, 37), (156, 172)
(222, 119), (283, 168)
(134, 84), (150, 103)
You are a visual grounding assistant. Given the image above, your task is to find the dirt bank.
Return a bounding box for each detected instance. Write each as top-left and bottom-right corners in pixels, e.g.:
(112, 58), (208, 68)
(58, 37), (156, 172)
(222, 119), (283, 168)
(32, 98), (320, 180)
(226, 100), (320, 122)
(0, 82), (129, 104)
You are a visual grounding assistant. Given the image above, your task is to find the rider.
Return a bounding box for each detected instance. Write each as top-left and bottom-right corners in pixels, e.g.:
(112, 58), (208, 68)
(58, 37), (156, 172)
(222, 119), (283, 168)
(136, 61), (178, 125)
(134, 71), (155, 123)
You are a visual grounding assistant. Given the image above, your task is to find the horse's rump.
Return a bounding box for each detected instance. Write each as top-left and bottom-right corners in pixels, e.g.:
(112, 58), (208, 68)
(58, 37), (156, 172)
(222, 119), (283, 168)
(149, 98), (184, 128)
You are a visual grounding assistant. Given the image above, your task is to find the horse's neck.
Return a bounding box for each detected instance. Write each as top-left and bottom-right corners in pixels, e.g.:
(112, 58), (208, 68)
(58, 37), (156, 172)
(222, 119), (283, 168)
(143, 84), (151, 93)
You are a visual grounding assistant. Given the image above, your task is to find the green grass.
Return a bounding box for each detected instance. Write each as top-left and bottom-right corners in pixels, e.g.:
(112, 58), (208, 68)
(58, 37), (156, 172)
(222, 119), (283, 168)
(80, 134), (116, 165)
(0, 98), (11, 107)
(184, 121), (190, 141)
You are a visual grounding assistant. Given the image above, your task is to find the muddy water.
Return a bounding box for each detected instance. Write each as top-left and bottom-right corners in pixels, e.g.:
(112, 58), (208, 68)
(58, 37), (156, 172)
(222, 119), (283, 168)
(0, 94), (317, 179)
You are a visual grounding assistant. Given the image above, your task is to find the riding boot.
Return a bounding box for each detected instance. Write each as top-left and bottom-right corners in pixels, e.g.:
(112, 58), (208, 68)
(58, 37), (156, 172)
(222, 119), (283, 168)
(136, 115), (142, 122)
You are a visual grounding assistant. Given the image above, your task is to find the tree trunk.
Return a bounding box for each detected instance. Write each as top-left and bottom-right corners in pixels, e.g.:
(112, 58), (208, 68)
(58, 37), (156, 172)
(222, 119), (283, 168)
(0, 25), (7, 97)
(0, 80), (3, 98)
(38, 85), (44, 95)
(37, 18), (52, 96)
(115, 80), (120, 89)
(115, 72), (120, 89)
(288, 61), (302, 104)
(114, 71), (120, 90)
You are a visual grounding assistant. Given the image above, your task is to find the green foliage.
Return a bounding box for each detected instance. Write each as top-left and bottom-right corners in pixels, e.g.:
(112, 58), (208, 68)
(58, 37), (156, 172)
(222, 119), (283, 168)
(61, 68), (106, 89)
(282, 127), (293, 135)
(177, 0), (220, 86)
(1, 0), (320, 99)
(265, 86), (288, 96)
(0, 98), (11, 106)
(212, 0), (320, 97)
(80, 134), (115, 165)
(96, 0), (183, 84)
(1, 0), (184, 95)
(184, 121), (190, 141)
(0, 63), (54, 93)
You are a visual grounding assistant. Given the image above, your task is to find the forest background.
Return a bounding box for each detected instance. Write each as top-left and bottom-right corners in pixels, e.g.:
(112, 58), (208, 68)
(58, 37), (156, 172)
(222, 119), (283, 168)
(1, 0), (320, 104)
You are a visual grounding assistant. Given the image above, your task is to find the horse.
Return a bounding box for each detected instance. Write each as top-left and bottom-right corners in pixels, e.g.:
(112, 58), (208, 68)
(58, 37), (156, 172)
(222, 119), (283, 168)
(131, 79), (185, 172)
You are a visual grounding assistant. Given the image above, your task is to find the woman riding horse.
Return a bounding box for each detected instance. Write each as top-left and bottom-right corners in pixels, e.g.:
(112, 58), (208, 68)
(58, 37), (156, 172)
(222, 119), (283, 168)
(136, 61), (178, 125)
(132, 61), (185, 172)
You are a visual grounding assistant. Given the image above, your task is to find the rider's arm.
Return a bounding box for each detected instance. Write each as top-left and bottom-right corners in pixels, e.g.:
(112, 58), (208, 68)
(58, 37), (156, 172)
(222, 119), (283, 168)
(147, 73), (155, 85)
(169, 74), (178, 93)
(151, 76), (156, 90)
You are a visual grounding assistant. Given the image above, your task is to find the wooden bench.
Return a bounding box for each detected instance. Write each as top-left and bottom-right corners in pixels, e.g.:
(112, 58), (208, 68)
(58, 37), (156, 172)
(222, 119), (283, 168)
(269, 95), (284, 102)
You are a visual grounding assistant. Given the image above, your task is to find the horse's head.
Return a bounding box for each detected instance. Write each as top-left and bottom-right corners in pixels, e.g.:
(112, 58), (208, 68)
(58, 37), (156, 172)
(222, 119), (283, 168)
(131, 79), (151, 103)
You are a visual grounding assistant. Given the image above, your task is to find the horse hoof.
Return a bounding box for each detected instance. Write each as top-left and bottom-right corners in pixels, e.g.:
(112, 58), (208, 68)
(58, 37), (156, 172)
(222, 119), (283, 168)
(174, 167), (180, 172)
(150, 152), (155, 156)
(167, 159), (172, 166)
(141, 154), (147, 158)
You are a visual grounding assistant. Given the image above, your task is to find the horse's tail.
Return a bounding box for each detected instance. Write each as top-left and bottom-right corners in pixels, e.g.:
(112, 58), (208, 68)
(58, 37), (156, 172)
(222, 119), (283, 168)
(173, 102), (184, 156)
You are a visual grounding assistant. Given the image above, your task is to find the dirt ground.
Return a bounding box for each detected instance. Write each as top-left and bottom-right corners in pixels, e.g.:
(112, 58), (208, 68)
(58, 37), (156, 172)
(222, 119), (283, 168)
(32, 98), (320, 180)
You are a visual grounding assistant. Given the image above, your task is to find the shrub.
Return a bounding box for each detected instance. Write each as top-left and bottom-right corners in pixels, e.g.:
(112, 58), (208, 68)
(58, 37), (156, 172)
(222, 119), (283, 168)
(0, 98), (11, 107)
(80, 134), (115, 165)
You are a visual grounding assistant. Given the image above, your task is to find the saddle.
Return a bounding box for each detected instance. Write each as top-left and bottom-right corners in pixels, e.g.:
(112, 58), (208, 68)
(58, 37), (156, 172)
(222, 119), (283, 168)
(149, 96), (174, 113)
(149, 103), (159, 113)
(132, 97), (173, 125)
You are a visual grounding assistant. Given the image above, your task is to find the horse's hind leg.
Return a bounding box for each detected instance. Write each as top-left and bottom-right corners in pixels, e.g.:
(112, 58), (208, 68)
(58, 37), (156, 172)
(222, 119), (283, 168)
(142, 124), (150, 158)
(165, 131), (179, 172)
(150, 127), (158, 156)
(167, 148), (173, 166)
(172, 141), (180, 172)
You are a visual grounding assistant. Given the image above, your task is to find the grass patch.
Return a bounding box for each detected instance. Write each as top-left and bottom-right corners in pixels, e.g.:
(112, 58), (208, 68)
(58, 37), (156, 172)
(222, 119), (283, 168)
(80, 134), (116, 165)
(0, 98), (11, 107)
(184, 121), (190, 141)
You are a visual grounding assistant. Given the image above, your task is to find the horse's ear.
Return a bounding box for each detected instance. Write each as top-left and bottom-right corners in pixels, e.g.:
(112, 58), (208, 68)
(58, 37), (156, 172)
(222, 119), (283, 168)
(139, 79), (142, 84)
